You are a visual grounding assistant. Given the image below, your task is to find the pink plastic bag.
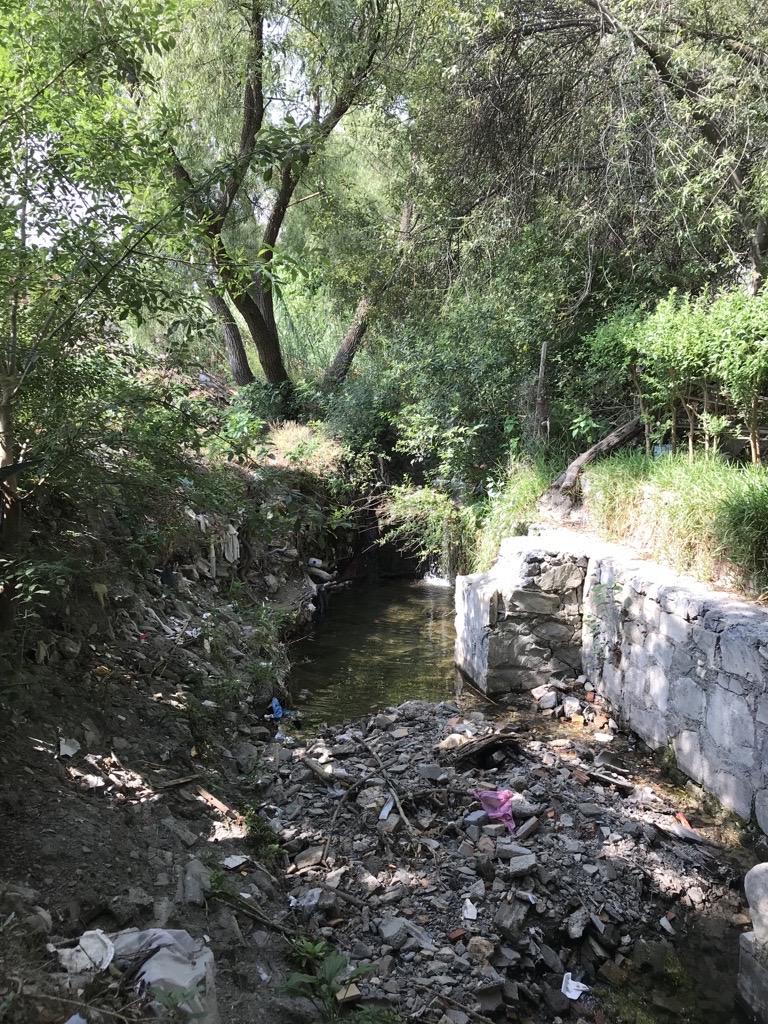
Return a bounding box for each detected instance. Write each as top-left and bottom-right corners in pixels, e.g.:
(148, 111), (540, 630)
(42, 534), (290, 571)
(473, 789), (516, 833)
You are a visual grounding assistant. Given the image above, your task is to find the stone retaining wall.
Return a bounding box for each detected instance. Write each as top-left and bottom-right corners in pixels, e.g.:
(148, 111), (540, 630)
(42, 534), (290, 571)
(455, 529), (768, 833)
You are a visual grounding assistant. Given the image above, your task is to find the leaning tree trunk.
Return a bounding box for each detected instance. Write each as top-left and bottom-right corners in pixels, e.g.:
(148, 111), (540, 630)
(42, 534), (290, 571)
(323, 296), (372, 390)
(231, 289), (291, 388)
(548, 417), (643, 494)
(204, 285), (255, 386)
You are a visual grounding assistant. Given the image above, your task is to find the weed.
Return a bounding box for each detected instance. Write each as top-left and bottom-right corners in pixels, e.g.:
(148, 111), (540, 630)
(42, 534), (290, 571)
(281, 948), (375, 1022)
(288, 935), (330, 969)
(243, 806), (281, 866)
(583, 451), (768, 592)
(207, 868), (236, 896)
(474, 454), (560, 571)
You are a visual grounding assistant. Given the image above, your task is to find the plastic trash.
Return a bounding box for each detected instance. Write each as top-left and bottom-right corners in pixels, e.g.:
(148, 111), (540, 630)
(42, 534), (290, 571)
(267, 697), (295, 721)
(110, 928), (219, 1024)
(473, 789), (517, 834)
(59, 738), (80, 758)
(57, 929), (115, 973)
(379, 794), (395, 821)
(462, 898), (478, 921)
(561, 972), (590, 999)
(221, 855), (249, 870)
(56, 928), (218, 1023)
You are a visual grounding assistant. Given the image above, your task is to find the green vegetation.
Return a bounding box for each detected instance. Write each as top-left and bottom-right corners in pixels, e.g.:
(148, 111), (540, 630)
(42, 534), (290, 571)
(4, 0), (768, 628)
(243, 806), (282, 867)
(584, 453), (768, 591)
(281, 947), (391, 1023)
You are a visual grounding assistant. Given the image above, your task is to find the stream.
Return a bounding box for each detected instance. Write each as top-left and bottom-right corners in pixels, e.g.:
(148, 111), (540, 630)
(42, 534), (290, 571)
(289, 577), (464, 725)
(288, 578), (754, 1024)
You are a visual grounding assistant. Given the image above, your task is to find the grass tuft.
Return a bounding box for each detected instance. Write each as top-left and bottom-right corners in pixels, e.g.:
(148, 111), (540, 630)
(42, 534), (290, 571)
(583, 452), (768, 593)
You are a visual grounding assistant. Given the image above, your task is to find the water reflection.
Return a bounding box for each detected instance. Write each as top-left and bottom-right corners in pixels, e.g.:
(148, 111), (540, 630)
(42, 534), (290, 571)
(288, 580), (459, 725)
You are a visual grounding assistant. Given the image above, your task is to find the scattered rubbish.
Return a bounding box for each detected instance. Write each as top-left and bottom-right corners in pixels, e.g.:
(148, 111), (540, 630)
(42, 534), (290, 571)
(57, 929), (115, 973)
(221, 855), (249, 870)
(561, 972), (591, 1000)
(110, 928), (219, 1024)
(462, 898), (478, 921)
(659, 916), (676, 935)
(59, 738), (81, 758)
(473, 789), (516, 833)
(379, 794), (395, 820)
(63, 1015), (88, 1024)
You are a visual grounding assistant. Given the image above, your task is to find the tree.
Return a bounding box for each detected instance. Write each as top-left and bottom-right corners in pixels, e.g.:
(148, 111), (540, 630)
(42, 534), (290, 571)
(145, 0), (413, 398)
(0, 0), (177, 628)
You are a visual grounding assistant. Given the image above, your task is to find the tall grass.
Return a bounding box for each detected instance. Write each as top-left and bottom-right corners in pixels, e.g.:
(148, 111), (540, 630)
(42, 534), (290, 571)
(583, 452), (768, 592)
(474, 456), (559, 571)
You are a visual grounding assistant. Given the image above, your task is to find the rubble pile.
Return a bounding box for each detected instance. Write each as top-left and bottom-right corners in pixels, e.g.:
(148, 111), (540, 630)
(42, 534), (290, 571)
(265, 700), (748, 1022)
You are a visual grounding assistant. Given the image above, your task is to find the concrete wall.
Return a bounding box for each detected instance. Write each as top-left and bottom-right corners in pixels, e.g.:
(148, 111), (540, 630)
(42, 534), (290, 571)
(455, 529), (768, 832)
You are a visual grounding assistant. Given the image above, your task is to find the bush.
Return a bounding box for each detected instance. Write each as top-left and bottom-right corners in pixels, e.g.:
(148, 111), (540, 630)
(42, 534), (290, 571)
(382, 485), (478, 579)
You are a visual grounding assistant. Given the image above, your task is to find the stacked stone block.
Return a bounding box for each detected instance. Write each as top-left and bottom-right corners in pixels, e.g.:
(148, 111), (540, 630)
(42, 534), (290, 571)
(455, 529), (768, 834)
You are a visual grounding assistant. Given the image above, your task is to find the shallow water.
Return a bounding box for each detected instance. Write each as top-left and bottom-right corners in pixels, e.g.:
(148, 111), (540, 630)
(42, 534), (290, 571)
(288, 579), (461, 725)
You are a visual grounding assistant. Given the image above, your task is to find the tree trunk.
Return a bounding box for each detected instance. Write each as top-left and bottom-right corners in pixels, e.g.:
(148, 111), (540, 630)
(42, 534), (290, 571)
(670, 405), (677, 454)
(750, 394), (761, 464)
(204, 285), (255, 386)
(228, 286), (294, 414)
(685, 401), (696, 464)
(534, 339), (549, 437)
(0, 390), (19, 632)
(323, 296), (372, 390)
(548, 417), (643, 493)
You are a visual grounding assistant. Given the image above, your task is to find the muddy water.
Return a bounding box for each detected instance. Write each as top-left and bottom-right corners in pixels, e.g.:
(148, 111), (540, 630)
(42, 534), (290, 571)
(289, 579), (755, 1024)
(289, 578), (467, 725)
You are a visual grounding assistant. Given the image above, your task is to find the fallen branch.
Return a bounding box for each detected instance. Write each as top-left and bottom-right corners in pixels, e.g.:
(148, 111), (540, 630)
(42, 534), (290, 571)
(322, 776), (369, 863)
(361, 739), (419, 839)
(414, 983), (495, 1024)
(548, 417), (643, 493)
(210, 893), (293, 936)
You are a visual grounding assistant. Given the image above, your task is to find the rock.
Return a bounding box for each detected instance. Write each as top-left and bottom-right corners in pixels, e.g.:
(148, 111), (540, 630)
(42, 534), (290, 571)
(563, 695), (582, 719)
(152, 897), (176, 928)
(23, 907), (52, 935)
(464, 809), (490, 827)
(505, 853), (537, 878)
(566, 906), (590, 939)
(633, 938), (671, 973)
(183, 859), (211, 905)
(466, 936), (495, 963)
(538, 692), (558, 711)
(162, 815), (198, 848)
(294, 846), (325, 871)
(494, 900), (529, 941)
(543, 987), (571, 1014)
(598, 961), (629, 986)
(745, 863), (768, 945)
(379, 916), (409, 950)
(515, 816), (540, 841)
(58, 637), (81, 659)
(538, 942), (564, 973)
(233, 741), (262, 773)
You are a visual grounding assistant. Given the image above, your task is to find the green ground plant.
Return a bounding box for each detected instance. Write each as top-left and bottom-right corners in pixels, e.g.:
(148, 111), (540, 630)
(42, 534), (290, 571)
(281, 948), (396, 1023)
(243, 806), (282, 866)
(583, 452), (768, 592)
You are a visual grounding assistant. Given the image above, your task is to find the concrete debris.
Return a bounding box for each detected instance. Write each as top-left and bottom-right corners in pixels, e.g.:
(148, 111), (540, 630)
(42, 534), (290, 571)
(241, 698), (745, 1022)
